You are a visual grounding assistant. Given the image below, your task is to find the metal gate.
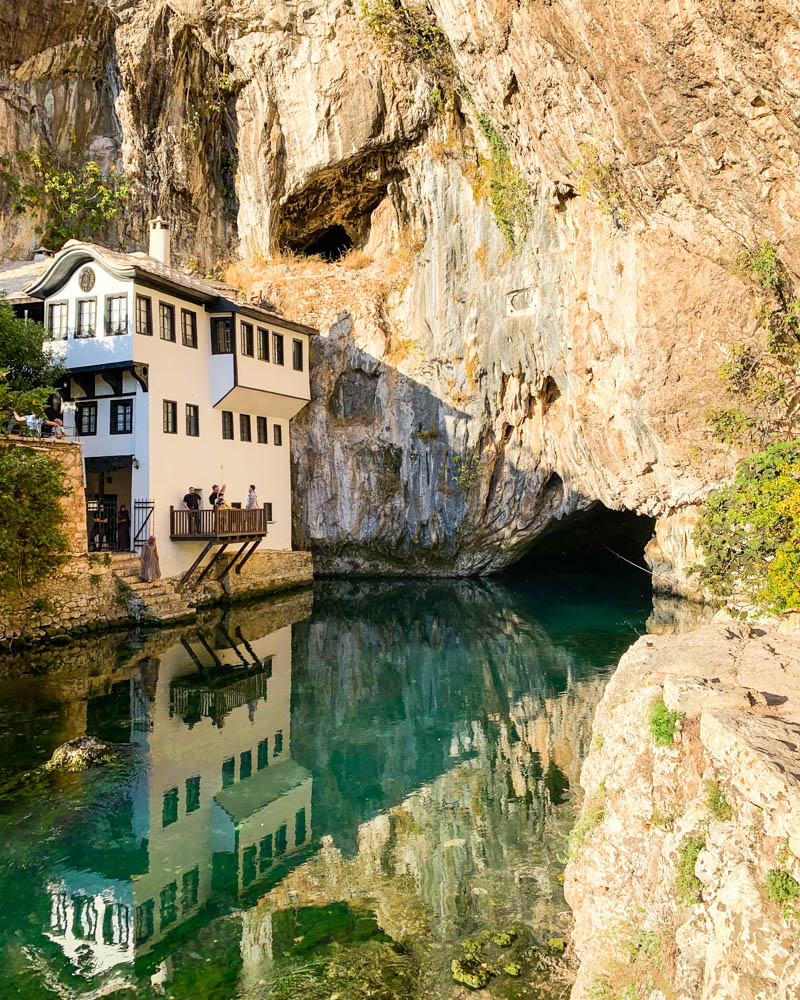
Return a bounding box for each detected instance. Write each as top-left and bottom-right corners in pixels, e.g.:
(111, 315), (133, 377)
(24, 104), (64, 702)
(132, 499), (155, 555)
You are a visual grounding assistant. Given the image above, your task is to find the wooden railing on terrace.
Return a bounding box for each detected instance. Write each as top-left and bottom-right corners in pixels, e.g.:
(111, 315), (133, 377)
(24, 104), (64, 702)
(169, 505), (268, 540)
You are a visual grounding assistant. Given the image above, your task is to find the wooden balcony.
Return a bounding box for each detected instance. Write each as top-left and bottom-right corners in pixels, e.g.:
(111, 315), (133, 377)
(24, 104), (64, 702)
(170, 505), (268, 541)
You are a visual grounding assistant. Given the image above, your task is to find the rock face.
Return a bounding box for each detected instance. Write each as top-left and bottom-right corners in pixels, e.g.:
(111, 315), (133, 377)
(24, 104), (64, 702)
(2, 0), (795, 573)
(564, 622), (800, 1000)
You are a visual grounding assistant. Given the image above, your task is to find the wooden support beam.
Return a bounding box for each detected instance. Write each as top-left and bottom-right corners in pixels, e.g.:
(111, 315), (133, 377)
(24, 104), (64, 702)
(195, 543), (229, 586)
(217, 540), (250, 581)
(177, 540), (214, 591)
(235, 538), (262, 575)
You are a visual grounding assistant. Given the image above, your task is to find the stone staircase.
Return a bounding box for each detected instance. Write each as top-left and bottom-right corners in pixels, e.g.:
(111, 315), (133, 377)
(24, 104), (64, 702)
(109, 552), (196, 625)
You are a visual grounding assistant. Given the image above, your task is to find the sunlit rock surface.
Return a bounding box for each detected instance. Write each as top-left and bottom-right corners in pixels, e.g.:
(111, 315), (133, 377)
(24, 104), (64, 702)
(3, 0), (791, 574)
(565, 622), (800, 1000)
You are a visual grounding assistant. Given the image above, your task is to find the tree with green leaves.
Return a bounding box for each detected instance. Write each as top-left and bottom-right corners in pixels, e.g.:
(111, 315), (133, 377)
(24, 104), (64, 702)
(0, 301), (64, 428)
(0, 444), (71, 592)
(0, 150), (130, 250)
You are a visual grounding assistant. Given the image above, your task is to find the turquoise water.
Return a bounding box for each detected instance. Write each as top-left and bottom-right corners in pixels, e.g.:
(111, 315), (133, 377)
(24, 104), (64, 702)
(0, 572), (651, 999)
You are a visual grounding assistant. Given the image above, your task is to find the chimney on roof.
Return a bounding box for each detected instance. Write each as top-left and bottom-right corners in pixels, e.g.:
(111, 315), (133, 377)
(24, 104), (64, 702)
(148, 217), (170, 267)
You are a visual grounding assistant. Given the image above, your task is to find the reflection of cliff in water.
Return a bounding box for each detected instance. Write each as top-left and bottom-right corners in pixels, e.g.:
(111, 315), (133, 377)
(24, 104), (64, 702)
(0, 576), (650, 999)
(290, 579), (635, 858)
(227, 578), (622, 980)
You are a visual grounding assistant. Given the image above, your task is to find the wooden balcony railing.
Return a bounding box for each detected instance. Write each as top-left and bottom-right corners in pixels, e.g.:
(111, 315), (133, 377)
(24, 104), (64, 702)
(170, 505), (268, 540)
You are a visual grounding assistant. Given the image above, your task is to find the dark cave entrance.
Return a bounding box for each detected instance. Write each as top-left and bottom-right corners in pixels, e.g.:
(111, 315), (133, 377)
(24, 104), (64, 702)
(506, 504), (656, 580)
(288, 225), (354, 261)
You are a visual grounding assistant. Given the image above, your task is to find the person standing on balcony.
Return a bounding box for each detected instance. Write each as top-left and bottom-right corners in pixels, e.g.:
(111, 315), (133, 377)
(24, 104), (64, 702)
(209, 484), (220, 508)
(182, 486), (200, 533)
(246, 485), (259, 509)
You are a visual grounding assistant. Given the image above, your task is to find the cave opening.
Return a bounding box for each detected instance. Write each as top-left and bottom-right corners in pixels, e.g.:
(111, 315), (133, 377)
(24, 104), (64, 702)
(288, 225), (354, 262)
(506, 504), (655, 580)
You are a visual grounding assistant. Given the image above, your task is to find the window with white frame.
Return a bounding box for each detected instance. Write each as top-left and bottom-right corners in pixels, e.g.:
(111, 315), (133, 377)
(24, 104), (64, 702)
(76, 299), (97, 338)
(47, 301), (68, 340)
(272, 332), (284, 365)
(105, 294), (128, 335)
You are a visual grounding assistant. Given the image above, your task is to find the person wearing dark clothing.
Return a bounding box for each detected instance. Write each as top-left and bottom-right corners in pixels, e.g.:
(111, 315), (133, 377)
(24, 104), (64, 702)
(209, 485), (220, 508)
(182, 486), (201, 533)
(117, 505), (131, 551)
(91, 506), (108, 551)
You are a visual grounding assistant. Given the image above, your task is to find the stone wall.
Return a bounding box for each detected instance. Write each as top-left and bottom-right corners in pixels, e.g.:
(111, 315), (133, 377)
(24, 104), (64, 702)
(0, 556), (130, 647)
(186, 549), (314, 606)
(6, 437), (88, 555)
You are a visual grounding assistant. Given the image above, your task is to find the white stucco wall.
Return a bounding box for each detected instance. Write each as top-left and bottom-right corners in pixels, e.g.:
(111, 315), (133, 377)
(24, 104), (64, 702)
(43, 255), (308, 575)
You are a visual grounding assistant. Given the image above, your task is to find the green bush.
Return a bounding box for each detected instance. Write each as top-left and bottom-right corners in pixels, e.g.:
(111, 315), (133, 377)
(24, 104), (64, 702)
(735, 240), (782, 291)
(360, 0), (454, 78)
(675, 835), (705, 905)
(476, 113), (532, 250)
(0, 150), (130, 250)
(705, 780), (732, 822)
(648, 698), (682, 747)
(0, 445), (70, 592)
(764, 867), (800, 923)
(693, 441), (800, 614)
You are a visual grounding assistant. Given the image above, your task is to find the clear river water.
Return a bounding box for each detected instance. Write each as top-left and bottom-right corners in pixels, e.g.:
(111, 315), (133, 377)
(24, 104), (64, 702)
(0, 570), (652, 1000)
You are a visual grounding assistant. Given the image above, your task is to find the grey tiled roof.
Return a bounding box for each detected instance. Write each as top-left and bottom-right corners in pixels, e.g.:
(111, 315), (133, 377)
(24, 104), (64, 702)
(0, 258), (49, 298)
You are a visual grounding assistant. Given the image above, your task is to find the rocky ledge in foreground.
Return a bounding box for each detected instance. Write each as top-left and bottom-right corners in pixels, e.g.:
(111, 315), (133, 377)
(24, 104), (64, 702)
(564, 622), (800, 1000)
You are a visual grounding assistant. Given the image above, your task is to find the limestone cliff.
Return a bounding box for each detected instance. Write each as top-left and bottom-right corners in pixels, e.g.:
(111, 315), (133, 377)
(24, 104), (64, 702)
(564, 622), (800, 1000)
(2, 0), (797, 573)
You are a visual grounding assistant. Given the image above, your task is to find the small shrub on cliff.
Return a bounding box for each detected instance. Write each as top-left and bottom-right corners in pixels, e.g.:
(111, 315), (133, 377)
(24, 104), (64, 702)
(764, 866), (800, 924)
(572, 142), (629, 230)
(476, 113), (532, 251)
(567, 798), (605, 861)
(693, 441), (800, 614)
(675, 834), (705, 905)
(648, 698), (682, 747)
(711, 241), (800, 448)
(735, 240), (782, 291)
(0, 445), (70, 592)
(360, 0), (454, 79)
(0, 150), (130, 250)
(705, 779), (732, 822)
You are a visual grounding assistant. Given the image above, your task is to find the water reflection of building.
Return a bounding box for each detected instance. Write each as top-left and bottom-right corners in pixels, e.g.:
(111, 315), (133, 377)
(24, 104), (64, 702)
(44, 614), (313, 982)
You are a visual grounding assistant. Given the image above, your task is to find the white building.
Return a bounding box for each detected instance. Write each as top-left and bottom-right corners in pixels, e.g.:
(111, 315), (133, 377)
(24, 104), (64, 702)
(19, 219), (315, 578)
(44, 615), (313, 984)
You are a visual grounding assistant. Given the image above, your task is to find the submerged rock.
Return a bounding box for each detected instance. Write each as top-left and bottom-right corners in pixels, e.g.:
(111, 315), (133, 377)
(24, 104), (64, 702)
(45, 737), (116, 772)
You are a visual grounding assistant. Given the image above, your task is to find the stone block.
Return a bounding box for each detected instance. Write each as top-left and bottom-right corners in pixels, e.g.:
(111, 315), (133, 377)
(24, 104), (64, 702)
(664, 675), (767, 716)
